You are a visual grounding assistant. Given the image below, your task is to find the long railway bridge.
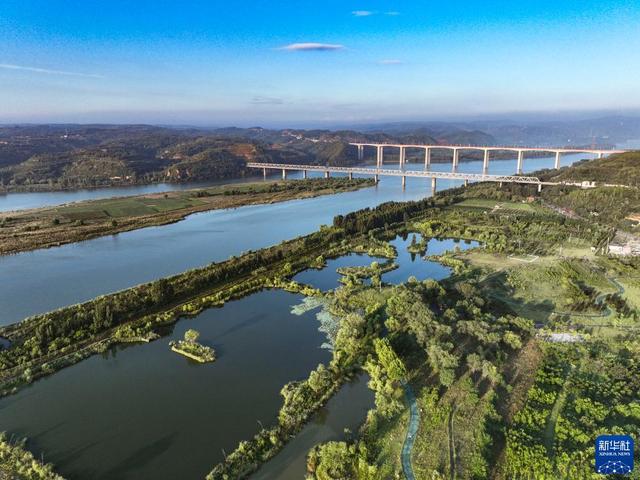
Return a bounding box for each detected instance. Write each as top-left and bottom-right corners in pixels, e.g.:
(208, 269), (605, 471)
(247, 143), (625, 192)
(247, 162), (553, 193)
(350, 142), (625, 174)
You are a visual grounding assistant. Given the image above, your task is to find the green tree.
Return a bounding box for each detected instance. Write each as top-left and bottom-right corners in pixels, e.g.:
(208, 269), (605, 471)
(184, 329), (200, 343)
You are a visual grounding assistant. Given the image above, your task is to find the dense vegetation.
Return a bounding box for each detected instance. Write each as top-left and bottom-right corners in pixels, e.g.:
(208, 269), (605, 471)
(170, 329), (216, 363)
(542, 151), (640, 186)
(3, 151), (640, 479)
(0, 123), (513, 192)
(0, 433), (64, 480)
(503, 340), (640, 479)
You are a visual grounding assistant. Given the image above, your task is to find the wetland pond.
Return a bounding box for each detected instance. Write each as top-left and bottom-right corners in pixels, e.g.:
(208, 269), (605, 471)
(0, 235), (475, 479)
(294, 234), (480, 291)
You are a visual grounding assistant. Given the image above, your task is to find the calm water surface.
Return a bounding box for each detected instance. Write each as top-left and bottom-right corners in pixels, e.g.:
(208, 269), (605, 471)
(0, 178), (254, 212)
(293, 235), (480, 290)
(0, 290), (330, 480)
(0, 154), (591, 325)
(252, 375), (374, 480)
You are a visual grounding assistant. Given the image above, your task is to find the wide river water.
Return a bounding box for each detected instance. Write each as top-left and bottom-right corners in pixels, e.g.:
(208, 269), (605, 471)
(0, 234), (471, 480)
(0, 152), (589, 478)
(0, 153), (591, 326)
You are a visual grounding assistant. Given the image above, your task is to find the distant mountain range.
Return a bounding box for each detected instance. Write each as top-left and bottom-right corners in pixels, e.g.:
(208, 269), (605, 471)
(354, 115), (640, 148)
(0, 117), (637, 192)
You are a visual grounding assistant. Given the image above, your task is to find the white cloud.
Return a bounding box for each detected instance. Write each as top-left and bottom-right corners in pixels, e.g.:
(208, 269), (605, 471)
(385, 11), (401, 16)
(352, 10), (375, 16)
(379, 59), (403, 65)
(0, 63), (103, 78)
(280, 43), (345, 52)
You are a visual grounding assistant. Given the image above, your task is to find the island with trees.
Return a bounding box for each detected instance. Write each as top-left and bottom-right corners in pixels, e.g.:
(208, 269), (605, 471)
(170, 329), (216, 363)
(1, 151), (639, 479)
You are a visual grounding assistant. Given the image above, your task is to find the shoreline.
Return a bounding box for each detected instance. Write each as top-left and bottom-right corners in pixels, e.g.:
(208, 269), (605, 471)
(0, 155), (534, 196)
(0, 178), (374, 256)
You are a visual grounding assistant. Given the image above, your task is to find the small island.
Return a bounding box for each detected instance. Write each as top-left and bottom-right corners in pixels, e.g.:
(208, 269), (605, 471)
(169, 329), (216, 363)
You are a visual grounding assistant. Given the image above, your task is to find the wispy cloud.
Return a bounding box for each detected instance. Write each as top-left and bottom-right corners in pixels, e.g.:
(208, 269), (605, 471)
(280, 43), (344, 52)
(0, 63), (103, 78)
(251, 96), (285, 105)
(352, 10), (375, 16)
(378, 59), (403, 65)
(351, 10), (400, 17)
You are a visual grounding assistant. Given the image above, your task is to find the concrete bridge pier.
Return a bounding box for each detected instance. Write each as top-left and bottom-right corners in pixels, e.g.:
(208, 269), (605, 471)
(554, 151), (561, 169)
(424, 147), (431, 170)
(263, 167), (267, 179)
(538, 183), (542, 193)
(483, 149), (490, 173)
(324, 171), (330, 179)
(303, 170), (308, 179)
(376, 146), (384, 168)
(282, 169), (287, 180)
(431, 177), (437, 195)
(516, 150), (524, 174)
(464, 179), (469, 187)
(399, 147), (406, 169)
(401, 176), (406, 189)
(348, 172), (353, 180)
(374, 174), (379, 183)
(357, 145), (364, 160)
(598, 152), (604, 159)
(452, 148), (460, 169)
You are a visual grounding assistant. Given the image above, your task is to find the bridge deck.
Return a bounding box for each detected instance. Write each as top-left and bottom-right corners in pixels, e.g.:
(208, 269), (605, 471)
(246, 162), (545, 184)
(349, 143), (625, 154)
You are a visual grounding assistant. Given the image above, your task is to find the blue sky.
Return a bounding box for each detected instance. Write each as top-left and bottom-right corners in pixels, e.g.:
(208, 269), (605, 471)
(1, 0), (639, 126)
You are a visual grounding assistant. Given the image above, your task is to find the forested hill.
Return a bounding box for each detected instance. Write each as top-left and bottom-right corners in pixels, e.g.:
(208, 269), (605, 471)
(0, 124), (497, 192)
(540, 151), (640, 186)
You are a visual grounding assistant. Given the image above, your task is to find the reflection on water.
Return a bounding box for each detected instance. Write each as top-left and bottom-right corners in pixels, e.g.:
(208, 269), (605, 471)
(293, 253), (385, 291)
(293, 235), (480, 291)
(0, 178), (253, 212)
(0, 154), (590, 325)
(252, 375), (374, 480)
(0, 290), (330, 480)
(381, 235), (480, 285)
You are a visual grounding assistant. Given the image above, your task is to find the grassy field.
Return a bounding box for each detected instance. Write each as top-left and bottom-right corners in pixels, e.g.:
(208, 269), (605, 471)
(454, 198), (545, 213)
(0, 178), (374, 255)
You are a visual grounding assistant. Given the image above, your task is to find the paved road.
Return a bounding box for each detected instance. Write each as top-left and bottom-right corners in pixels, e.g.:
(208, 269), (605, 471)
(401, 381), (419, 480)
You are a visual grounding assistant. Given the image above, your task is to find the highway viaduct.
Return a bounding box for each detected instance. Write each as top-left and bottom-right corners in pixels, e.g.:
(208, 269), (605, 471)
(246, 162), (558, 194)
(350, 143), (625, 174)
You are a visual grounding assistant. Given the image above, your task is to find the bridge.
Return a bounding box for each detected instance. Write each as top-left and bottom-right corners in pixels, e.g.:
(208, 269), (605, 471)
(246, 162), (552, 193)
(349, 142), (625, 174)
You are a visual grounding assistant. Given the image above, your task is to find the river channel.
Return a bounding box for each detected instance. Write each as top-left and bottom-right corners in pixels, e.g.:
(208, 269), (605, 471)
(0, 234), (470, 479)
(0, 154), (590, 326)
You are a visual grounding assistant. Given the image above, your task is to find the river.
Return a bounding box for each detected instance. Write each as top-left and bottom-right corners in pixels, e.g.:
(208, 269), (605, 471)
(0, 236), (465, 480)
(0, 153), (591, 326)
(0, 178), (253, 213)
(0, 290), (331, 480)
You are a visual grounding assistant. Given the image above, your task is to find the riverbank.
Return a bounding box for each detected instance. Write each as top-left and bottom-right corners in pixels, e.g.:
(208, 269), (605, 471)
(0, 178), (374, 255)
(4, 166), (636, 479)
(0, 434), (65, 480)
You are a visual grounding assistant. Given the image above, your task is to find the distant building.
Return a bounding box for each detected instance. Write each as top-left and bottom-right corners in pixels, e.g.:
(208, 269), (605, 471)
(608, 232), (640, 256)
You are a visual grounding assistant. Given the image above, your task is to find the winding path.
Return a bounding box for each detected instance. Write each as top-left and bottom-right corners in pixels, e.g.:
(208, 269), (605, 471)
(553, 275), (625, 318)
(401, 381), (419, 480)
